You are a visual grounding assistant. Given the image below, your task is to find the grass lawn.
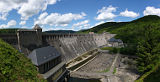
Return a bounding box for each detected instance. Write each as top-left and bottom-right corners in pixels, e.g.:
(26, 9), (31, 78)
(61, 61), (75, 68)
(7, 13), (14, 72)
(100, 47), (113, 51)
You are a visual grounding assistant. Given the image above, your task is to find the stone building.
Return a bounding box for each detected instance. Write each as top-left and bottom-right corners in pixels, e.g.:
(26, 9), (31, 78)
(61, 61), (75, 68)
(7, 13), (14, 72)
(28, 46), (69, 82)
(108, 37), (124, 47)
(17, 24), (43, 53)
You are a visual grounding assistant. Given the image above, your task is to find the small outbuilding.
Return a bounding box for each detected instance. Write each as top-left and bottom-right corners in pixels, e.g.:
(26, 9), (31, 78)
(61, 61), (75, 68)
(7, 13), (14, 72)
(108, 38), (124, 47)
(28, 46), (69, 82)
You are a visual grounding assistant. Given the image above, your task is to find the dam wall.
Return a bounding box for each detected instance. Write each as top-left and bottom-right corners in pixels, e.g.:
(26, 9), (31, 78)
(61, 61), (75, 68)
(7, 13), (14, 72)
(42, 33), (113, 62)
(0, 25), (115, 62)
(0, 33), (18, 45)
(17, 30), (42, 51)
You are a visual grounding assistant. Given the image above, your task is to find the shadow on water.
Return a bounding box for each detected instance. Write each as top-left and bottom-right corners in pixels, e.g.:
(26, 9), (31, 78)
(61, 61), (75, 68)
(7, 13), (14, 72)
(68, 77), (101, 82)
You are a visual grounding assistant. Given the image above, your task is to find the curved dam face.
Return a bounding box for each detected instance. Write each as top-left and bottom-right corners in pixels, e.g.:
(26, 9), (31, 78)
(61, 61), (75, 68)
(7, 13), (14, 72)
(0, 25), (115, 62)
(42, 33), (114, 62)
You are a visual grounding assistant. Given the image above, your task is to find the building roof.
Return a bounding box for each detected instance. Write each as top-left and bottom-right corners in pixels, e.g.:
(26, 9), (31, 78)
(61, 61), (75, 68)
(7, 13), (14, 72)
(33, 24), (42, 30)
(108, 38), (123, 43)
(28, 46), (61, 66)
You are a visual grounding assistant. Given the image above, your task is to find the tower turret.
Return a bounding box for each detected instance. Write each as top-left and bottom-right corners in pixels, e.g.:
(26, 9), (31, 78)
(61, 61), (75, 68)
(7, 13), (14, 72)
(33, 24), (42, 46)
(33, 24), (42, 32)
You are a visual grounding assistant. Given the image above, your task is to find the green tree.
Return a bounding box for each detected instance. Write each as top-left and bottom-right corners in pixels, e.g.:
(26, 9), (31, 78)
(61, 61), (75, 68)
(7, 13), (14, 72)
(136, 26), (160, 73)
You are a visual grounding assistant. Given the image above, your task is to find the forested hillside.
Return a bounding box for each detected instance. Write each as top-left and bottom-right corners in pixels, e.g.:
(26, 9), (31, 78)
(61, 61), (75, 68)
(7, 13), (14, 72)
(79, 15), (160, 55)
(0, 39), (45, 81)
(45, 30), (76, 33)
(79, 15), (160, 82)
(0, 28), (18, 34)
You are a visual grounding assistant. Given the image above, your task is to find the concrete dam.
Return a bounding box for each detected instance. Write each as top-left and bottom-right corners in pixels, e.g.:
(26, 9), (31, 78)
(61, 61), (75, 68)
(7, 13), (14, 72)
(0, 24), (119, 82)
(0, 24), (115, 62)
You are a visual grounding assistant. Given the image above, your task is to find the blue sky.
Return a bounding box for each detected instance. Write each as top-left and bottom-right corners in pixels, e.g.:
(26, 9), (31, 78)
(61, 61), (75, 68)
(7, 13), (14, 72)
(0, 0), (160, 31)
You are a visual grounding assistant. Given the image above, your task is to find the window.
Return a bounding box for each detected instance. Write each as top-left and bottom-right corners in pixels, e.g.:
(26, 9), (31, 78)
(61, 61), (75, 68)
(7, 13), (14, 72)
(44, 63), (47, 72)
(48, 61), (51, 68)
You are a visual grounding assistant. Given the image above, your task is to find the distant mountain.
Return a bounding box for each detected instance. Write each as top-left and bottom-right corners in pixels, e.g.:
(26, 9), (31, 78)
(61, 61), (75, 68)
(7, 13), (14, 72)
(0, 28), (19, 34)
(78, 22), (128, 33)
(79, 15), (160, 44)
(0, 28), (76, 34)
(79, 15), (160, 55)
(79, 15), (160, 34)
(44, 30), (76, 33)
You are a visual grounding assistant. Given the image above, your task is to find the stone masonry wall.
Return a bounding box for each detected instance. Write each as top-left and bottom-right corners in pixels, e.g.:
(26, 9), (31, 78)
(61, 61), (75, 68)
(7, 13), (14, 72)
(0, 30), (115, 62)
(42, 33), (114, 62)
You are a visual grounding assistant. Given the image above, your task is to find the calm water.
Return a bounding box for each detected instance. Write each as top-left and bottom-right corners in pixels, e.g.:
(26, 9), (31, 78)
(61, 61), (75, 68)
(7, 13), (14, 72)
(68, 77), (101, 82)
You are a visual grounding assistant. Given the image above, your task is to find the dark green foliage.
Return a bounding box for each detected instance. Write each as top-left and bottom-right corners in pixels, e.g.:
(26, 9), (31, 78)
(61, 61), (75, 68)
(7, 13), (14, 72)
(78, 22), (128, 34)
(144, 64), (160, 82)
(79, 15), (160, 55)
(113, 67), (116, 74)
(100, 47), (113, 51)
(0, 39), (45, 81)
(136, 26), (160, 73)
(119, 45), (137, 55)
(110, 47), (118, 54)
(135, 63), (160, 82)
(45, 30), (76, 33)
(101, 47), (119, 54)
(0, 28), (18, 34)
(79, 15), (160, 81)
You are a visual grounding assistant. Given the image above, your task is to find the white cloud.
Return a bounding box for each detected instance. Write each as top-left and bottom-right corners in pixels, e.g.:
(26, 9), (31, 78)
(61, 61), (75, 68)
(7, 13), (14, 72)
(95, 5), (117, 21)
(21, 26), (30, 28)
(0, 12), (8, 20)
(42, 27), (75, 31)
(8, 20), (17, 26)
(19, 21), (26, 25)
(34, 12), (86, 26)
(0, 0), (58, 21)
(38, 12), (48, 20)
(0, 20), (17, 28)
(18, 0), (58, 20)
(72, 20), (90, 31)
(42, 28), (54, 32)
(0, 0), (27, 13)
(72, 20), (89, 27)
(94, 21), (105, 26)
(120, 9), (139, 18)
(143, 6), (160, 16)
(47, 0), (58, 4)
(0, 0), (27, 20)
